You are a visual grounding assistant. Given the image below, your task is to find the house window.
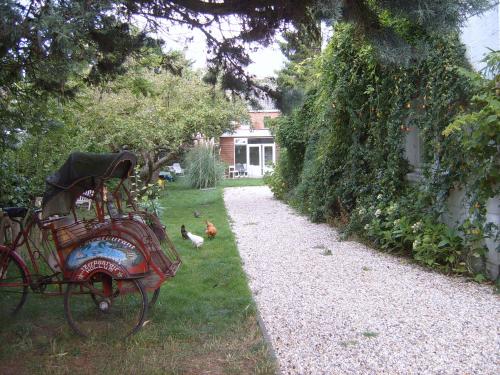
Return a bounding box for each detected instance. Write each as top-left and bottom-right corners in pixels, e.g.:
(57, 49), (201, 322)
(404, 127), (423, 172)
(235, 144), (247, 165)
(264, 145), (273, 166)
(235, 138), (247, 145)
(404, 126), (424, 183)
(249, 146), (260, 166)
(263, 116), (271, 128)
(248, 138), (274, 144)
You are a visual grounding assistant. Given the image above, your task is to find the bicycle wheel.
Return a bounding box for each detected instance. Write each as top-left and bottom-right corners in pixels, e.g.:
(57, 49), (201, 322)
(64, 273), (148, 339)
(0, 252), (28, 318)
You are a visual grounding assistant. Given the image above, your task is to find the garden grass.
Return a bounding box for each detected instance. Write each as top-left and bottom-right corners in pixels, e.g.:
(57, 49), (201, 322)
(0, 179), (274, 375)
(220, 178), (264, 188)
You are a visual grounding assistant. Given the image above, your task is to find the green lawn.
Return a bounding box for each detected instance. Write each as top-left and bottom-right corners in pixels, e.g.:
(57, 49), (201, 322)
(0, 179), (274, 374)
(220, 178), (265, 187)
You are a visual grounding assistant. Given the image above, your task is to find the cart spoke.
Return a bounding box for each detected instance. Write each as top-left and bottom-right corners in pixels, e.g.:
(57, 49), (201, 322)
(64, 274), (148, 339)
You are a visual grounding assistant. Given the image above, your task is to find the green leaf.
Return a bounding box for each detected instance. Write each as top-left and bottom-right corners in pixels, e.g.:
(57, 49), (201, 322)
(486, 114), (497, 124)
(437, 240), (450, 248)
(364, 85), (375, 95)
(473, 273), (486, 283)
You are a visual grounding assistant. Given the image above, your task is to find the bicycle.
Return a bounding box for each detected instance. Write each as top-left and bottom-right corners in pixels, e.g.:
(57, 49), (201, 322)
(0, 151), (181, 339)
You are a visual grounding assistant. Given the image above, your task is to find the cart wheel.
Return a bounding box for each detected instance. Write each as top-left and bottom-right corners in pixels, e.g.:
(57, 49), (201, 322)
(148, 288), (160, 308)
(0, 252), (28, 318)
(64, 274), (148, 339)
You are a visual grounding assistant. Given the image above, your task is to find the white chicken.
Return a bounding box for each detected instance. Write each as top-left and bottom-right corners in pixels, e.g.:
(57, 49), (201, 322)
(186, 231), (204, 248)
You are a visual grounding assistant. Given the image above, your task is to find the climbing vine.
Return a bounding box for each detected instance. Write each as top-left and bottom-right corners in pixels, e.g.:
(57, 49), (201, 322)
(443, 51), (500, 259)
(267, 24), (498, 277)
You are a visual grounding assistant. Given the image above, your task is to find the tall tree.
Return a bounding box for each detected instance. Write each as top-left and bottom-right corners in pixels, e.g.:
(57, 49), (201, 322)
(274, 14), (323, 113)
(1, 51), (248, 205)
(2, 1), (494, 97)
(1, 0), (495, 149)
(72, 54), (248, 184)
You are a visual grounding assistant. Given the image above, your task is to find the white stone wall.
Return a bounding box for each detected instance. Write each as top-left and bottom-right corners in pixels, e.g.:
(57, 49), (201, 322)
(459, 4), (500, 279)
(443, 189), (500, 280)
(460, 3), (500, 71)
(485, 196), (500, 278)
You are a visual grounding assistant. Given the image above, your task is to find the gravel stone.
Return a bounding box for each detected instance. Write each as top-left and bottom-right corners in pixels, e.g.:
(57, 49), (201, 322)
(224, 186), (500, 375)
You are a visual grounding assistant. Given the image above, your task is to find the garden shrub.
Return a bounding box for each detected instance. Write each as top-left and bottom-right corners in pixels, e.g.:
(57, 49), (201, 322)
(350, 189), (467, 273)
(184, 143), (225, 189)
(0, 151), (34, 207)
(264, 149), (295, 201)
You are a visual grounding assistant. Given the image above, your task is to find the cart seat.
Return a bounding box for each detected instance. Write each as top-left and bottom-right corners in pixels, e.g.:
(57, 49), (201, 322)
(1, 207), (28, 219)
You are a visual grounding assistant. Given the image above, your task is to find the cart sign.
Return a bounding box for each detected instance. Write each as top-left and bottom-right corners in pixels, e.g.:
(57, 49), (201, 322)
(66, 236), (144, 271)
(74, 259), (125, 280)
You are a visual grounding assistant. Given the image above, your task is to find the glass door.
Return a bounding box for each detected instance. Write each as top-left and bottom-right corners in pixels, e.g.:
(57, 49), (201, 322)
(247, 145), (261, 177)
(263, 145), (275, 174)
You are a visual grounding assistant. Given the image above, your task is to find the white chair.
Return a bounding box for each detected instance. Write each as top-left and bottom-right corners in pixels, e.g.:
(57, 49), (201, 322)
(171, 163), (184, 176)
(227, 165), (237, 178)
(75, 190), (93, 210)
(235, 163), (247, 177)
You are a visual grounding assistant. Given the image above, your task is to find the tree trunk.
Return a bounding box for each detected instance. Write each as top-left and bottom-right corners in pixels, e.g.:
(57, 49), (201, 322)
(138, 150), (175, 187)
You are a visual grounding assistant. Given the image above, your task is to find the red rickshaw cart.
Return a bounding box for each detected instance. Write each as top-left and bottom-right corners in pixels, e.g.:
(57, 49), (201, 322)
(0, 151), (181, 338)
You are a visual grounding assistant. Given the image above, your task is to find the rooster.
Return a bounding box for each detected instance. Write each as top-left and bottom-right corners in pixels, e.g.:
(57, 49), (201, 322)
(187, 231), (204, 248)
(181, 225), (204, 248)
(205, 220), (217, 239)
(181, 225), (189, 240)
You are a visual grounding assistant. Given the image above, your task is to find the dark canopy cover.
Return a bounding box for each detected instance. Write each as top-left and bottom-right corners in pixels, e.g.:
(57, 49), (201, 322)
(42, 151), (137, 218)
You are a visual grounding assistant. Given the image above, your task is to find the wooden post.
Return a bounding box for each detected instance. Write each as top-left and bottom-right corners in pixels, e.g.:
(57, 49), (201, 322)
(0, 213), (20, 245)
(0, 212), (7, 244)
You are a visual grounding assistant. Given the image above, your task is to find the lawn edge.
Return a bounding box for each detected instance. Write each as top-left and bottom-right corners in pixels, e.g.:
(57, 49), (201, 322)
(222, 186), (281, 375)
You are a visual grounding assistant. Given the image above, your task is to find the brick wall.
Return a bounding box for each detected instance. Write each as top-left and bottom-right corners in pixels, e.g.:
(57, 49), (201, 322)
(250, 111), (280, 129)
(220, 137), (234, 165)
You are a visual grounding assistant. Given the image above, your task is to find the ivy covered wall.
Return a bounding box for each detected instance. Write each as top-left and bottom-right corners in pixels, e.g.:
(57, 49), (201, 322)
(267, 24), (499, 280)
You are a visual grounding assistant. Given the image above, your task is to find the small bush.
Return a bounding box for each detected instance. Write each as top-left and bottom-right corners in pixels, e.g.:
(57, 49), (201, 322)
(185, 143), (225, 189)
(349, 192), (468, 273)
(264, 153), (290, 200)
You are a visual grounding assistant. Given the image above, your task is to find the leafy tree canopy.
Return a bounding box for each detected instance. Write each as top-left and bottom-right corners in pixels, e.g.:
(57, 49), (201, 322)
(0, 50), (248, 205)
(0, 0), (495, 153)
(1, 0), (495, 97)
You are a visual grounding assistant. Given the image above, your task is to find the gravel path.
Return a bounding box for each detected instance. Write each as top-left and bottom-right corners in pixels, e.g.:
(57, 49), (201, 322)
(224, 186), (500, 375)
